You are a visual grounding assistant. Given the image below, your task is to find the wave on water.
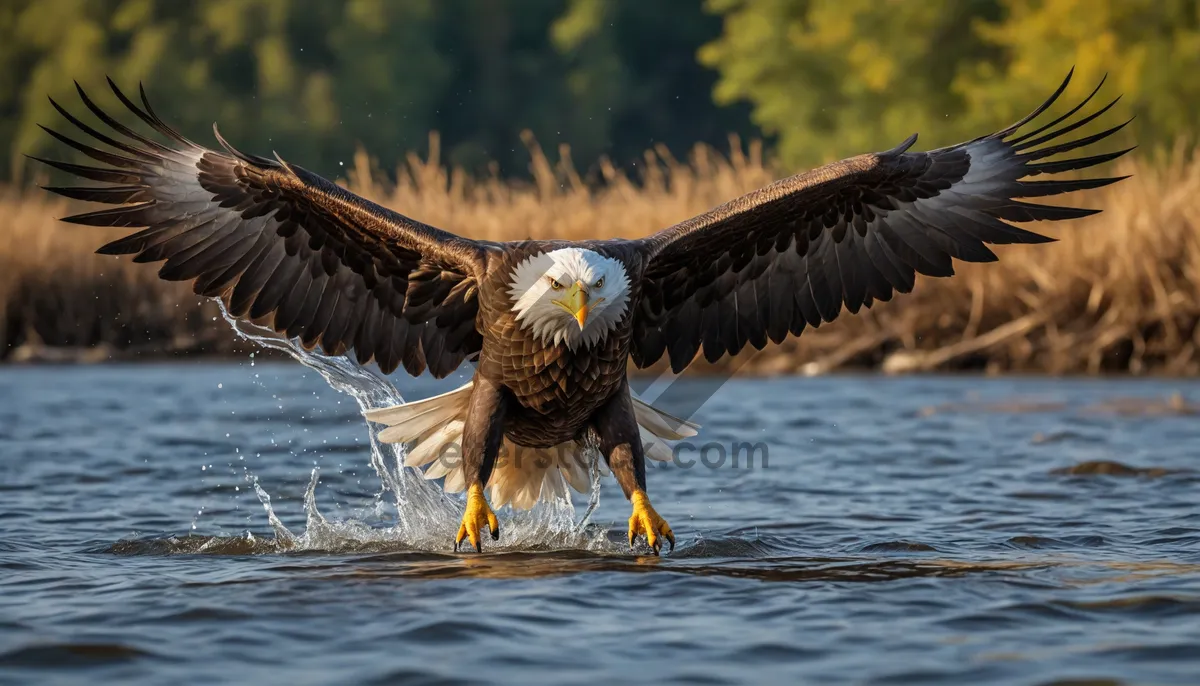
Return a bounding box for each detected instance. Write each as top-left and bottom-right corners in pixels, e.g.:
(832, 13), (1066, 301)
(214, 302), (612, 555)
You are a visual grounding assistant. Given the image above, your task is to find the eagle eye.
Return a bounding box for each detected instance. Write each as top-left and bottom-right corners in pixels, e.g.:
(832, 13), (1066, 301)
(548, 277), (564, 290)
(594, 277), (604, 289)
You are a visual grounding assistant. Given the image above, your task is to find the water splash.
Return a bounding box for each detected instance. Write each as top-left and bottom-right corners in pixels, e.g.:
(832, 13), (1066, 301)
(219, 301), (611, 553)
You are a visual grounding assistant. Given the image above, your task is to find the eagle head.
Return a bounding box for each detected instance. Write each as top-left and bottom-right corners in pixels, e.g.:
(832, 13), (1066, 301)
(507, 248), (630, 349)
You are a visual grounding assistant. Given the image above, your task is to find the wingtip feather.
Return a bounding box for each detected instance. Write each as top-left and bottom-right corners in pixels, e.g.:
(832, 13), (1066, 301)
(884, 133), (919, 156)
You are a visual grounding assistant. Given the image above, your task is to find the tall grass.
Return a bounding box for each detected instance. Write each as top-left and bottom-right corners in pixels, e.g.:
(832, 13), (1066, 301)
(2, 134), (1198, 374)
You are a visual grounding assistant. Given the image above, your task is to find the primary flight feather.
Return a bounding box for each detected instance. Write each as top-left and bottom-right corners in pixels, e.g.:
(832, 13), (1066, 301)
(38, 70), (1129, 553)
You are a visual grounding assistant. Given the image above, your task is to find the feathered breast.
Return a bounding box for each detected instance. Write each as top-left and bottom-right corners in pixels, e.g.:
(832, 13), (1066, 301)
(476, 245), (637, 423)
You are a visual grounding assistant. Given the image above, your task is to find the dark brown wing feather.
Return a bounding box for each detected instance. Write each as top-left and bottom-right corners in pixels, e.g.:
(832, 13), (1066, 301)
(36, 80), (487, 377)
(632, 69), (1133, 372)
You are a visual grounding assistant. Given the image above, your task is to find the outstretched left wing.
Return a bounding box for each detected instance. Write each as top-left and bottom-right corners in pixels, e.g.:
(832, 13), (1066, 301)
(36, 80), (488, 377)
(631, 70), (1132, 372)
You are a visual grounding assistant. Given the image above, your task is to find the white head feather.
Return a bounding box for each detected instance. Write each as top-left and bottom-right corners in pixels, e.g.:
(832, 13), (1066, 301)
(507, 248), (630, 349)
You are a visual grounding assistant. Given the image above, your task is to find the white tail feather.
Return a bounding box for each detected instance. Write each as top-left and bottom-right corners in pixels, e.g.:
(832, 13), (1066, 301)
(367, 384), (470, 444)
(365, 381), (699, 510)
(632, 396), (699, 440)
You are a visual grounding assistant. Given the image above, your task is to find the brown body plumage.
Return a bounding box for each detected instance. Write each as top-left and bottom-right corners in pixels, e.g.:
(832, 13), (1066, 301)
(37, 70), (1130, 553)
(477, 241), (643, 448)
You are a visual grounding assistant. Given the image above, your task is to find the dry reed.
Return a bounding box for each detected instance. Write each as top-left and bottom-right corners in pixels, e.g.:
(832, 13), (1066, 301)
(2, 134), (1197, 375)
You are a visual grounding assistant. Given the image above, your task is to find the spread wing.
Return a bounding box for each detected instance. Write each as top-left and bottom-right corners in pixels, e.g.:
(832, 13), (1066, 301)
(36, 80), (487, 377)
(631, 70), (1132, 372)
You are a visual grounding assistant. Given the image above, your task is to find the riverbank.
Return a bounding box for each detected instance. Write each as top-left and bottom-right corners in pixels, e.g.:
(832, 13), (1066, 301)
(3, 138), (1197, 375)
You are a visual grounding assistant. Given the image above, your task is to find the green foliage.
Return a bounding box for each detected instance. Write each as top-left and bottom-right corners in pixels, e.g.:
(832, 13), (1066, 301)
(4, 0), (1196, 184)
(4, 0), (452, 180)
(0, 0), (755, 182)
(702, 0), (1192, 171)
(957, 0), (1200, 149)
(546, 0), (755, 167)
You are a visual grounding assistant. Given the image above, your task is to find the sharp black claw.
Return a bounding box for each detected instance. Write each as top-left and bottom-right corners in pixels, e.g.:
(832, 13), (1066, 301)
(491, 527), (499, 541)
(475, 540), (482, 553)
(453, 540), (460, 553)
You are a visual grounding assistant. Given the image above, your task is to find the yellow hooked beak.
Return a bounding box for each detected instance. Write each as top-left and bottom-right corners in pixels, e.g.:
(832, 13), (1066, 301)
(553, 280), (590, 330)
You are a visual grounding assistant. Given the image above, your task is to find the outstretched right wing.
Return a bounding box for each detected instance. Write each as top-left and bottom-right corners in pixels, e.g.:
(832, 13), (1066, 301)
(631, 70), (1131, 372)
(37, 80), (487, 377)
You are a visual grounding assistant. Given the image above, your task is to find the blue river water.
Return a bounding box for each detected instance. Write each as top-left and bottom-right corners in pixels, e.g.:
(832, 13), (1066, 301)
(1, 361), (1199, 685)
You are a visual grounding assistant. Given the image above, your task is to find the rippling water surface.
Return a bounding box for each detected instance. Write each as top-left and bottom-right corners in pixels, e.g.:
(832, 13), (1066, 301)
(2, 359), (1200, 685)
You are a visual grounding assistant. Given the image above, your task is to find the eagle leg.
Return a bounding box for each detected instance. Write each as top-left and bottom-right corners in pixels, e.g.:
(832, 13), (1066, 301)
(453, 376), (508, 553)
(454, 483), (499, 553)
(628, 489), (675, 555)
(593, 380), (675, 555)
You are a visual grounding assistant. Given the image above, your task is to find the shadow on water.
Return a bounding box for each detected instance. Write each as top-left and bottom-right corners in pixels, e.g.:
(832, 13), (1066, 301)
(97, 530), (1200, 587)
(98, 533), (1020, 583)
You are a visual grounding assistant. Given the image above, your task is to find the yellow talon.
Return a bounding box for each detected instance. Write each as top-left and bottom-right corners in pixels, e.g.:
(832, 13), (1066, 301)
(628, 490), (674, 555)
(454, 483), (499, 553)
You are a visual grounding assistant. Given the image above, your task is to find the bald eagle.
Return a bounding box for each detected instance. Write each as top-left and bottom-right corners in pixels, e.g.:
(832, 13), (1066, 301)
(38, 71), (1128, 553)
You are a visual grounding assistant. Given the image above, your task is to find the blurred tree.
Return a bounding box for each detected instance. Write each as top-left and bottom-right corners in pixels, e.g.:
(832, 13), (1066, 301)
(423, 0), (757, 174)
(1, 0), (757, 182)
(547, 0), (757, 170)
(5, 0), (449, 181)
(959, 0), (1200, 152)
(701, 0), (1186, 171)
(427, 0), (579, 173)
(11, 0), (1190, 185)
(699, 0), (1006, 169)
